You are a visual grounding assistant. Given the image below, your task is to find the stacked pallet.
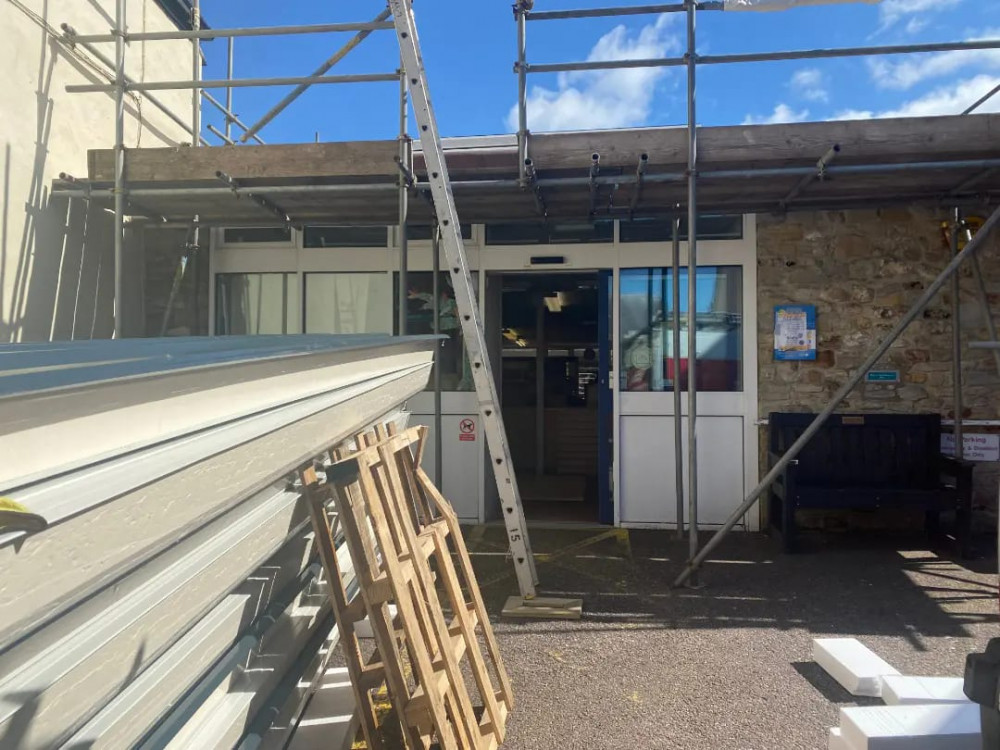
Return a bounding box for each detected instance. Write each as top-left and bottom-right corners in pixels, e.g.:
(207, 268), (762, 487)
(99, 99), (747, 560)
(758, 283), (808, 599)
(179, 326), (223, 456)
(815, 638), (979, 749)
(302, 423), (512, 749)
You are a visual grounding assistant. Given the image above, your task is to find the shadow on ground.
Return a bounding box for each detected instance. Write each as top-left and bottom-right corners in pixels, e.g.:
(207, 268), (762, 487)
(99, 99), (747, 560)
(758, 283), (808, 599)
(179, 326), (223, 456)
(464, 526), (998, 750)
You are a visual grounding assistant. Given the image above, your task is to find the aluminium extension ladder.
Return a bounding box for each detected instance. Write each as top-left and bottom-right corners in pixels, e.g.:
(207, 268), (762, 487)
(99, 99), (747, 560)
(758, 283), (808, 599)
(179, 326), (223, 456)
(388, 0), (580, 617)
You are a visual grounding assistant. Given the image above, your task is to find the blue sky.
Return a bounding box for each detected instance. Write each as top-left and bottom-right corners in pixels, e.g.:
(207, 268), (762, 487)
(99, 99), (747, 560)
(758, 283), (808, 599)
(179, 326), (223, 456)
(197, 0), (1000, 144)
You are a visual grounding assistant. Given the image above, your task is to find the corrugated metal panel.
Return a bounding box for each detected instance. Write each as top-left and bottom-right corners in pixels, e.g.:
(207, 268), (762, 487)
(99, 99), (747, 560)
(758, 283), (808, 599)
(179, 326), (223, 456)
(0, 336), (433, 749)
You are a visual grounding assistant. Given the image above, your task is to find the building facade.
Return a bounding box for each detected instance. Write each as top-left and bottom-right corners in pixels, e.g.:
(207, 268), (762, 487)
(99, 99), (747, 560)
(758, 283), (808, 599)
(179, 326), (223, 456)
(164, 205), (1000, 530)
(1, 0), (194, 342)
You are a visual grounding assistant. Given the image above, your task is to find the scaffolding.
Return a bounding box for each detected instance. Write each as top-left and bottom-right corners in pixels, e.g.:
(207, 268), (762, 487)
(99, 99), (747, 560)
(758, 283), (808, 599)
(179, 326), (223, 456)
(55, 1), (1000, 592)
(510, 0), (1000, 586)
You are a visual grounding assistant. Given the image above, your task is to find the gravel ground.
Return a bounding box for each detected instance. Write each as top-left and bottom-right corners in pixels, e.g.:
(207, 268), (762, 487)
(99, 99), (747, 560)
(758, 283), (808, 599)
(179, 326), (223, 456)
(464, 526), (999, 750)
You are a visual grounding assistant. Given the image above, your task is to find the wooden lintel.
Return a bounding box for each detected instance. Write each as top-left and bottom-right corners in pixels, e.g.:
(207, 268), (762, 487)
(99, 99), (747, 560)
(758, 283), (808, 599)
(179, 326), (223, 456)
(88, 141), (400, 183)
(530, 114), (1000, 170)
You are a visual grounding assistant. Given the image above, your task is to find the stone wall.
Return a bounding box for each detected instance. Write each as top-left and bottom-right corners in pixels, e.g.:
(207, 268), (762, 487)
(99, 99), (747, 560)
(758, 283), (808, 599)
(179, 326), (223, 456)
(756, 207), (1000, 520)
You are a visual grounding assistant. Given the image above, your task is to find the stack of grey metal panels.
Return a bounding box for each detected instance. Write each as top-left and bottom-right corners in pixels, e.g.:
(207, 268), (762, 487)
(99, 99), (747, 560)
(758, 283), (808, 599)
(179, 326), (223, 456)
(0, 335), (436, 749)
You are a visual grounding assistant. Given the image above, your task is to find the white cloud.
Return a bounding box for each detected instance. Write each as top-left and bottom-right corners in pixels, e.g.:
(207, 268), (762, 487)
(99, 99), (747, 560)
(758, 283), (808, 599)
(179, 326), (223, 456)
(834, 74), (1000, 119)
(743, 103), (810, 125)
(789, 68), (829, 102)
(868, 31), (1000, 90)
(878, 0), (963, 32)
(505, 15), (681, 132)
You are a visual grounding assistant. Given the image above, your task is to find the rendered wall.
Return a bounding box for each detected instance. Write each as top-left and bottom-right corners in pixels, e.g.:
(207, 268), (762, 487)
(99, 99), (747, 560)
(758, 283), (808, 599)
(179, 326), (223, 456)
(757, 207), (1000, 518)
(1, 0), (194, 341)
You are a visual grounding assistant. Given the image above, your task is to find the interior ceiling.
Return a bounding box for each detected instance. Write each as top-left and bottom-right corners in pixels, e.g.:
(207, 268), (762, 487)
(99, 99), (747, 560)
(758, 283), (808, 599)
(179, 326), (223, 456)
(501, 272), (599, 347)
(59, 114), (1000, 226)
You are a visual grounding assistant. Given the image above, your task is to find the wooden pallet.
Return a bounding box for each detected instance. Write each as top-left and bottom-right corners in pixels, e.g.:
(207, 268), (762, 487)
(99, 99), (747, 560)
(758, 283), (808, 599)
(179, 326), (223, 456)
(301, 424), (512, 749)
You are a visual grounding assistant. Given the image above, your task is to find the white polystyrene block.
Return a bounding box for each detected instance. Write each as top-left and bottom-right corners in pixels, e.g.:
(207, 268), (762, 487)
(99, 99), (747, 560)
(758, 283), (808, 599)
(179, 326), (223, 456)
(881, 676), (971, 706)
(829, 727), (856, 750)
(813, 638), (900, 697)
(840, 704), (981, 750)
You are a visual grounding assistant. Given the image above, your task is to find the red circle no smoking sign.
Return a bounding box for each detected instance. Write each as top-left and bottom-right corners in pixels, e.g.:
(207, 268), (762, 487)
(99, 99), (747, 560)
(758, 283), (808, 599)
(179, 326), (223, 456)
(459, 419), (476, 441)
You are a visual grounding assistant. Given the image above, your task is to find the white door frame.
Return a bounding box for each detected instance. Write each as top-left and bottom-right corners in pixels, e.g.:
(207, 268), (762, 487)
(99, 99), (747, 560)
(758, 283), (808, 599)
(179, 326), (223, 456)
(614, 215), (759, 530)
(207, 218), (759, 529)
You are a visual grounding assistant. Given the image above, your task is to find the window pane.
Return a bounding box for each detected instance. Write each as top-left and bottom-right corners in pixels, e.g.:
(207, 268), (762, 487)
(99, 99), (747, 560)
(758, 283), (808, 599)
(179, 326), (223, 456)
(406, 223), (473, 241)
(619, 215), (743, 243)
(619, 266), (743, 392)
(549, 220), (613, 244)
(485, 222), (547, 245)
(394, 272), (477, 392)
(304, 273), (391, 334)
(215, 273), (293, 334)
(222, 226), (292, 244)
(303, 226), (388, 248)
(485, 220), (613, 245)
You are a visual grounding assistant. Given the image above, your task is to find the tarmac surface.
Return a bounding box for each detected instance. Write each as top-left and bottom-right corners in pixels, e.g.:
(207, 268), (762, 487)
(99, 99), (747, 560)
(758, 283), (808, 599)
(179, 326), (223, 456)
(465, 526), (999, 750)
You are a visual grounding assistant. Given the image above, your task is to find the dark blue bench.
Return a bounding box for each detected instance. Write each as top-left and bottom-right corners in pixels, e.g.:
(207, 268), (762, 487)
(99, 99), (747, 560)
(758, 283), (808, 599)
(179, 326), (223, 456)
(768, 412), (973, 555)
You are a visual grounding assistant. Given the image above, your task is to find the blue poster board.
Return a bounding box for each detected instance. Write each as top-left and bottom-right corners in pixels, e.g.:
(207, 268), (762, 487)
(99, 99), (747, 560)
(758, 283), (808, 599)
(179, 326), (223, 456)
(774, 305), (816, 361)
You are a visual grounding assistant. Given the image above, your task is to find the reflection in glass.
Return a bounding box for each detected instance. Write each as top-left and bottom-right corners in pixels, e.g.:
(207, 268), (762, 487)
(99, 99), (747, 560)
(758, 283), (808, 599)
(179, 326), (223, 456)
(222, 227), (292, 244)
(304, 273), (391, 334)
(619, 266), (743, 392)
(395, 272), (477, 392)
(303, 226), (388, 248)
(215, 273), (296, 335)
(485, 220), (613, 245)
(619, 215), (743, 243)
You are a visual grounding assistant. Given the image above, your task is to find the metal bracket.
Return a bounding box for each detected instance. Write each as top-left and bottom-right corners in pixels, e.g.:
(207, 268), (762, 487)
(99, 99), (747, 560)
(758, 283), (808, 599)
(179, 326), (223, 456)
(588, 152), (601, 215)
(778, 144), (840, 212)
(629, 152), (649, 217)
(216, 170), (292, 227)
(523, 158), (548, 219)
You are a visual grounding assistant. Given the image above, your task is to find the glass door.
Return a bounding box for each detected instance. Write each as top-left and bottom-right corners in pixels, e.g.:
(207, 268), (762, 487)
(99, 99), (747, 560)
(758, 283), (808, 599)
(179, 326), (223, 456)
(618, 265), (748, 528)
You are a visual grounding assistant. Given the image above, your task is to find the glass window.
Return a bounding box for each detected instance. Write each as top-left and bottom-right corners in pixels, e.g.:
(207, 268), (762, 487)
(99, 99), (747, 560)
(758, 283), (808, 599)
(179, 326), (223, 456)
(394, 272), (477, 392)
(485, 220), (613, 245)
(619, 266), (743, 392)
(215, 273), (297, 335)
(303, 226), (388, 248)
(222, 226), (292, 244)
(619, 215), (744, 243)
(304, 273), (391, 334)
(406, 224), (473, 241)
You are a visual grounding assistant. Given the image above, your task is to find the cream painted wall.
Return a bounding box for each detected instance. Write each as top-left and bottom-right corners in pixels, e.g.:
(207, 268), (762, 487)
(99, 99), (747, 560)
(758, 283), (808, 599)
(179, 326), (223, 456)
(1, 0), (194, 341)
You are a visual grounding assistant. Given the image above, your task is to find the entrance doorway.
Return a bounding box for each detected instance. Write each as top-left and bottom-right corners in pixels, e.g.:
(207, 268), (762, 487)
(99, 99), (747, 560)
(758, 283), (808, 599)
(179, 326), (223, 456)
(495, 271), (610, 524)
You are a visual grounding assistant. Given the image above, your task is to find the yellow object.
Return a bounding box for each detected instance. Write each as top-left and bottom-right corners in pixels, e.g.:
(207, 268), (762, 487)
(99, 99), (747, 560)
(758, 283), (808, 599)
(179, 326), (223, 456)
(0, 497), (48, 533)
(941, 215), (986, 252)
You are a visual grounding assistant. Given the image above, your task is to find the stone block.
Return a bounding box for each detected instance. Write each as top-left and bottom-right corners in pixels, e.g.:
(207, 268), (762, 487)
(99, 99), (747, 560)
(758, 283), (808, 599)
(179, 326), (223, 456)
(803, 369), (825, 386)
(897, 385), (929, 401)
(848, 260), (879, 279)
(850, 285), (875, 303)
(819, 286), (851, 303)
(815, 350), (836, 368)
(875, 292), (905, 308)
(878, 207), (915, 223)
(835, 236), (874, 260)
